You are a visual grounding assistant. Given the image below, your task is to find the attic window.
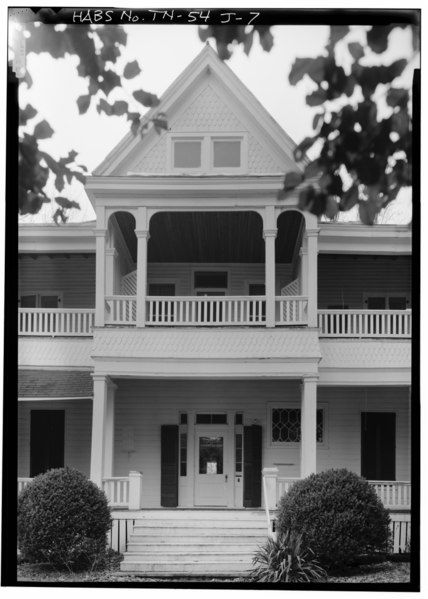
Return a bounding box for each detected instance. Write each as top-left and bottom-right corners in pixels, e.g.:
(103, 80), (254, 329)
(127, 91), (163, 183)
(213, 139), (241, 168)
(171, 134), (246, 173)
(173, 139), (202, 168)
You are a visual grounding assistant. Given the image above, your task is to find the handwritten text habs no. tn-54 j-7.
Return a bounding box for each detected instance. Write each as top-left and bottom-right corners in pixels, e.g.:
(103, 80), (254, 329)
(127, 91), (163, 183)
(72, 9), (261, 25)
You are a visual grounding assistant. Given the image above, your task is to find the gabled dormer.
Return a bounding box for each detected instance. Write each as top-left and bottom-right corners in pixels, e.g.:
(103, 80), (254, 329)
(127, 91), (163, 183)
(94, 43), (299, 177)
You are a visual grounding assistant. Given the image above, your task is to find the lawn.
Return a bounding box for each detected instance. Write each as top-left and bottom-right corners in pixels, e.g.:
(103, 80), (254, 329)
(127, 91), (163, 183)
(16, 555), (411, 584)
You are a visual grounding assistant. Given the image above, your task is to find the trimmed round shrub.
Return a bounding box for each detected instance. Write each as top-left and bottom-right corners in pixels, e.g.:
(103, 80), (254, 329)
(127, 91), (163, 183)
(18, 467), (112, 570)
(276, 469), (391, 570)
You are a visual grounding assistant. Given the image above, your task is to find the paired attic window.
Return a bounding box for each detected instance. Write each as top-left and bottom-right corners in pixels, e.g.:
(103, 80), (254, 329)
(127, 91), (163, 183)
(171, 135), (245, 172)
(174, 139), (202, 168)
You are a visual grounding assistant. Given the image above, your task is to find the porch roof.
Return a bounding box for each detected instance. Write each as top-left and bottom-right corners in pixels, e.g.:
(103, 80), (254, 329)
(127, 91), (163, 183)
(18, 369), (93, 400)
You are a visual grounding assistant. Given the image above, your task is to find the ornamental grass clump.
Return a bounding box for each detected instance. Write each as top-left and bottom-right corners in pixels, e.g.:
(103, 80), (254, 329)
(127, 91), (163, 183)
(276, 469), (391, 570)
(18, 467), (112, 571)
(250, 531), (327, 583)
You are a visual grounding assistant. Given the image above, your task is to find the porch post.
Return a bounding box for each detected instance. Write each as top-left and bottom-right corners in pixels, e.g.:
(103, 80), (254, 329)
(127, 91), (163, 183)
(135, 208), (150, 328)
(299, 244), (308, 297)
(90, 375), (116, 486)
(103, 378), (117, 478)
(264, 207), (277, 328)
(306, 229), (319, 328)
(105, 248), (118, 297)
(300, 376), (318, 478)
(94, 228), (107, 327)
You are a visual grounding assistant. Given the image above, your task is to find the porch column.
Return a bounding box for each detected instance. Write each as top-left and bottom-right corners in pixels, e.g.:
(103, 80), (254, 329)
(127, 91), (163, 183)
(94, 229), (107, 327)
(306, 229), (319, 328)
(90, 375), (116, 486)
(300, 376), (318, 478)
(135, 230), (150, 327)
(105, 248), (118, 296)
(263, 209), (277, 328)
(299, 244), (308, 297)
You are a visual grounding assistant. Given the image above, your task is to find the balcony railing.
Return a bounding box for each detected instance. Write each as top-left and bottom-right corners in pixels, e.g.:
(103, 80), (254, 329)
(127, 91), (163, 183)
(105, 296), (136, 325)
(318, 309), (412, 338)
(275, 296), (308, 325)
(18, 308), (95, 336)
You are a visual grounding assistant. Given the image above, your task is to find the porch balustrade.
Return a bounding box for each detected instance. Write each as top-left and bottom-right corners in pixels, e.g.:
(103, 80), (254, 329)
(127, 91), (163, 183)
(18, 308), (95, 336)
(102, 477), (130, 508)
(271, 476), (411, 510)
(275, 296), (308, 325)
(318, 309), (412, 338)
(17, 304), (412, 337)
(105, 296), (136, 325)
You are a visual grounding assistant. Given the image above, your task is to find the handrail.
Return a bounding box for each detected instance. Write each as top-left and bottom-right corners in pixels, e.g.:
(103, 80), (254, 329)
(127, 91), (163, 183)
(262, 473), (272, 538)
(18, 308), (95, 336)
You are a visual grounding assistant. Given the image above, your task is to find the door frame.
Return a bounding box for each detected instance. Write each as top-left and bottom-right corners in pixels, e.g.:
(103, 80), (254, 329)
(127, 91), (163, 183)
(194, 425), (231, 507)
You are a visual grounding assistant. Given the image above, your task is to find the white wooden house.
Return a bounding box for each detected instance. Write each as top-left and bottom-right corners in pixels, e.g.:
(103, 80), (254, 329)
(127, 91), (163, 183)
(18, 45), (412, 575)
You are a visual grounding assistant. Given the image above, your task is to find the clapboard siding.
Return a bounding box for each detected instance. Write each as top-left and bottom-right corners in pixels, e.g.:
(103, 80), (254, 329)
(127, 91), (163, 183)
(18, 399), (92, 477)
(318, 255), (412, 308)
(147, 263), (292, 295)
(317, 386), (411, 480)
(113, 379), (300, 507)
(18, 255), (95, 308)
(112, 380), (410, 507)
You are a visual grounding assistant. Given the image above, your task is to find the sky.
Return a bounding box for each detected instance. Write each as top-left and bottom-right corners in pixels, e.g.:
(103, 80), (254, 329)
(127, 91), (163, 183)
(10, 9), (418, 224)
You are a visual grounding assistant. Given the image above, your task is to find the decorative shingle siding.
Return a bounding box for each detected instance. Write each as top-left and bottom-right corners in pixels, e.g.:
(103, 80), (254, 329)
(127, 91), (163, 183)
(18, 254), (95, 308)
(18, 338), (94, 368)
(248, 134), (283, 173)
(173, 85), (244, 131)
(18, 369), (93, 398)
(318, 255), (412, 308)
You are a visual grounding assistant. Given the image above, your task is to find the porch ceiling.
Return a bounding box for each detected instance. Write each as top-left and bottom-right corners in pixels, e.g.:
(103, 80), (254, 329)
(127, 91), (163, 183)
(115, 211), (303, 264)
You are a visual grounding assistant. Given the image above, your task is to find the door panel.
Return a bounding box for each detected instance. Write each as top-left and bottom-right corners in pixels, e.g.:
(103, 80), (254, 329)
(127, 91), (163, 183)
(30, 410), (65, 477)
(243, 425), (262, 507)
(161, 425), (179, 507)
(194, 428), (229, 506)
(361, 412), (396, 481)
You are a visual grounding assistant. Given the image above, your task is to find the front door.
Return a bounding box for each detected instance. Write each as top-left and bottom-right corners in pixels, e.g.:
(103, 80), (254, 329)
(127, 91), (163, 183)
(361, 412), (396, 480)
(194, 428), (229, 506)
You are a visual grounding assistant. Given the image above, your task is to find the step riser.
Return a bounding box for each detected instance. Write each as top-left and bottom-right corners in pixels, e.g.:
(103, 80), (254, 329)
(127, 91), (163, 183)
(131, 528), (267, 536)
(126, 543), (258, 557)
(120, 562), (253, 574)
(131, 521), (266, 529)
(123, 555), (254, 563)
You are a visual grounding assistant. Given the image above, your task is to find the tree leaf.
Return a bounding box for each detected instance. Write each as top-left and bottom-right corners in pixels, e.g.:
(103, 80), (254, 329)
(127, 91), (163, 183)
(339, 184), (359, 211)
(282, 171), (304, 192)
(289, 58), (315, 85)
(19, 104), (38, 126)
(258, 28), (274, 53)
(133, 89), (160, 108)
(100, 69), (122, 96)
(123, 60), (142, 79)
(325, 196), (339, 219)
(294, 136), (316, 161)
(358, 200), (378, 225)
(33, 120), (54, 139)
(312, 113), (323, 131)
(306, 89), (328, 107)
(366, 25), (392, 54)
(386, 88), (409, 108)
(111, 100), (128, 116)
(387, 59), (408, 80)
(152, 112), (168, 130)
(329, 25), (350, 47)
(97, 98), (113, 116)
(77, 94), (91, 115)
(55, 196), (80, 210)
(304, 160), (323, 179)
(348, 42), (365, 60)
(243, 29), (254, 56)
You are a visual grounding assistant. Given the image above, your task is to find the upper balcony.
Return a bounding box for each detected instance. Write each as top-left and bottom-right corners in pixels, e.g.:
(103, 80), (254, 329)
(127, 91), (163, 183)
(18, 219), (412, 340)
